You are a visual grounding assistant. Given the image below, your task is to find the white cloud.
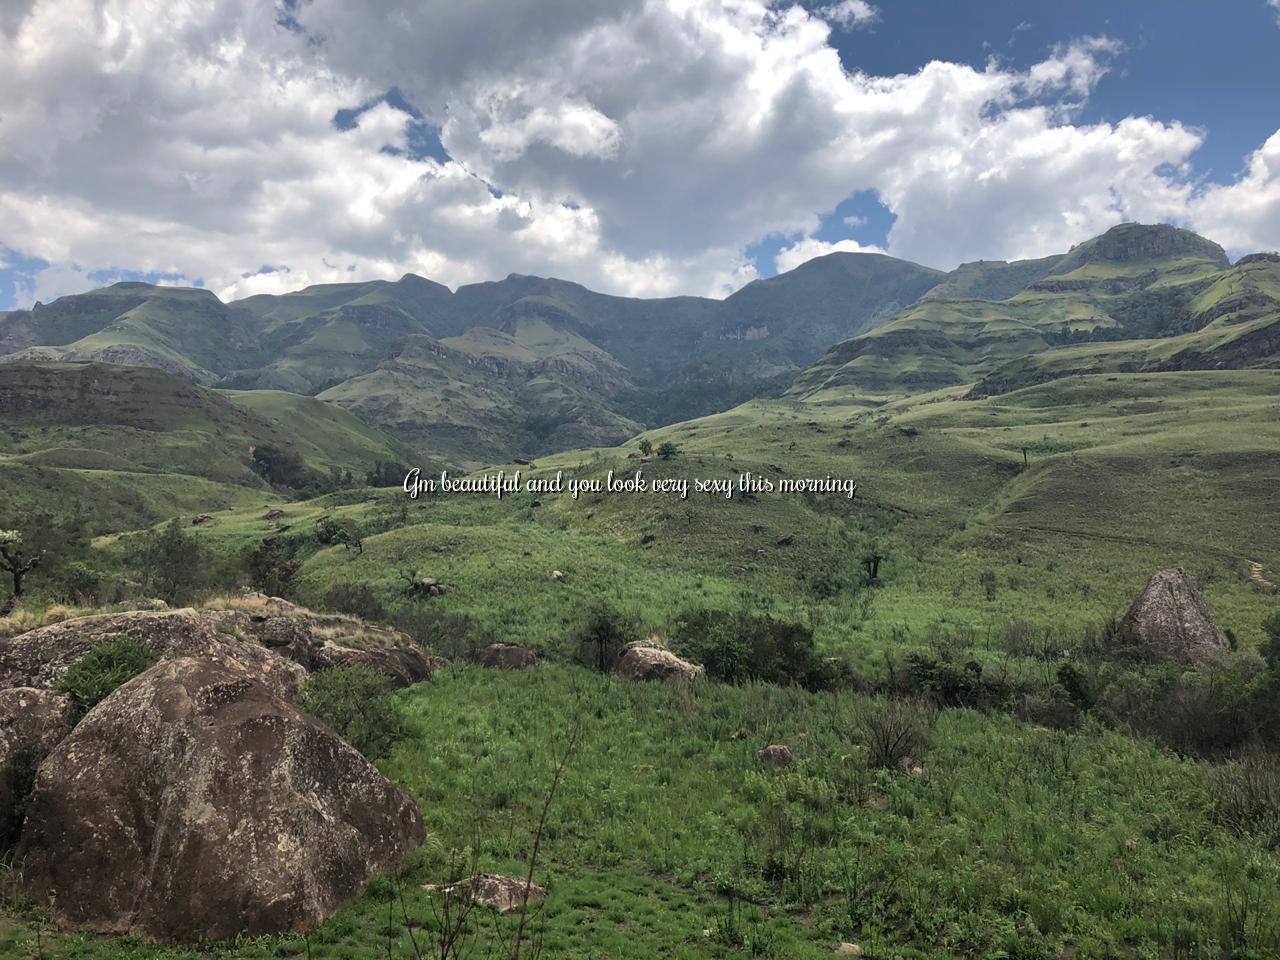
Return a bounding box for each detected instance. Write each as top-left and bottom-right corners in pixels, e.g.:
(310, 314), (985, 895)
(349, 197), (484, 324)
(0, 0), (1276, 311)
(775, 236), (885, 273)
(816, 1), (878, 29)
(1189, 130), (1280, 252)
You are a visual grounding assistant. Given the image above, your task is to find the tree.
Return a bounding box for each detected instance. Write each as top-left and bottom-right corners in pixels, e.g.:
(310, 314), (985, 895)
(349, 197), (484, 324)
(243, 539), (302, 597)
(0, 530), (41, 616)
(637, 438), (653, 457)
(366, 460), (410, 487)
(656, 441), (680, 460)
(249, 444), (313, 489)
(316, 516), (363, 554)
(126, 519), (211, 605)
(572, 604), (638, 673)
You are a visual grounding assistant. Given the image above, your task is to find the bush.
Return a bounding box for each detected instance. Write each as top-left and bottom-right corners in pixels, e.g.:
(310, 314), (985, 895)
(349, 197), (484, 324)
(243, 539), (302, 598)
(572, 604), (639, 673)
(125, 518), (212, 605)
(60, 560), (102, 605)
(296, 666), (405, 759)
(1260, 612), (1280, 674)
(1210, 751), (1280, 849)
(249, 443), (314, 489)
(390, 606), (489, 661)
(857, 698), (934, 771)
(322, 583), (387, 623)
(672, 608), (844, 690)
(58, 637), (158, 715)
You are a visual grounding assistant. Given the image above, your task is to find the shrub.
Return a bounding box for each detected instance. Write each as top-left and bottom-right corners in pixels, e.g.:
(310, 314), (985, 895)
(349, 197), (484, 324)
(296, 666), (405, 759)
(322, 583), (387, 623)
(978, 568), (998, 601)
(572, 604), (639, 673)
(672, 608), (843, 690)
(316, 516), (363, 554)
(391, 606), (489, 661)
(656, 441), (680, 459)
(1260, 612), (1280, 674)
(249, 443), (314, 489)
(58, 637), (158, 715)
(243, 539), (302, 598)
(1210, 751), (1280, 849)
(857, 698), (934, 771)
(125, 518), (212, 605)
(59, 560), (102, 605)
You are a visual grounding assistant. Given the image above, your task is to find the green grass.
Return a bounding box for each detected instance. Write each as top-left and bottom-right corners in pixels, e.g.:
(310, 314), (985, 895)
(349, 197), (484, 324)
(6, 664), (1279, 958)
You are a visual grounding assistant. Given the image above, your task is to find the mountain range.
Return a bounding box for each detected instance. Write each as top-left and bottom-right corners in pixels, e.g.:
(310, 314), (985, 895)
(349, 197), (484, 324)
(1, 223), (1277, 477)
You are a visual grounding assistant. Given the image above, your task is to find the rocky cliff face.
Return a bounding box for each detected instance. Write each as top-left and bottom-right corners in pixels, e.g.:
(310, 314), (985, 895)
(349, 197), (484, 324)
(1065, 223), (1229, 268)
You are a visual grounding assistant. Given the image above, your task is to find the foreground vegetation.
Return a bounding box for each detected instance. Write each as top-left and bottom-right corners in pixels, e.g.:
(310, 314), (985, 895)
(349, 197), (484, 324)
(2, 362), (1278, 957)
(4, 663), (1280, 959)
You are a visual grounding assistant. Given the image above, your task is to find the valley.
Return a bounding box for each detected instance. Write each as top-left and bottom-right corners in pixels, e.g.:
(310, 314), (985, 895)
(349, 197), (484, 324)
(1, 223), (1279, 959)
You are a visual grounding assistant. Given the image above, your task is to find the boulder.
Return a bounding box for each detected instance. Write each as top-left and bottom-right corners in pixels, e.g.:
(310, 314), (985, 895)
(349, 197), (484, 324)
(16, 657), (424, 942)
(1118, 568), (1228, 662)
(0, 609), (307, 701)
(478, 643), (539, 670)
(756, 744), (794, 769)
(215, 612), (316, 664)
(314, 640), (447, 688)
(443, 874), (545, 913)
(0, 688), (74, 847)
(613, 643), (704, 682)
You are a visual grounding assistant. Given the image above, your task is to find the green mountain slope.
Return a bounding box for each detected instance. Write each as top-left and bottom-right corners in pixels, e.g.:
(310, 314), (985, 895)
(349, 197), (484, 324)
(793, 224), (1273, 401)
(0, 362), (408, 530)
(0, 253), (961, 464)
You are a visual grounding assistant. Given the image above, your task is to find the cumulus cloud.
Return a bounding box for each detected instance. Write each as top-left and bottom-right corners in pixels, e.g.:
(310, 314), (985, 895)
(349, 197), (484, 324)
(0, 0), (1276, 309)
(815, 1), (878, 29)
(775, 236), (885, 272)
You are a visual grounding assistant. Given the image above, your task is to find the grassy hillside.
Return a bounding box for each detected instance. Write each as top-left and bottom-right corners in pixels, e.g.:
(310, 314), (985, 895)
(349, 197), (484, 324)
(0, 362), (407, 531)
(0, 251), (976, 465)
(108, 369), (1277, 665)
(795, 226), (1276, 402)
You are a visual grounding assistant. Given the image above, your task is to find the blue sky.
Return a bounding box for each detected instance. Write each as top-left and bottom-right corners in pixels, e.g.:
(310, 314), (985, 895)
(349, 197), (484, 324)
(2, 0), (1278, 309)
(751, 0), (1280, 270)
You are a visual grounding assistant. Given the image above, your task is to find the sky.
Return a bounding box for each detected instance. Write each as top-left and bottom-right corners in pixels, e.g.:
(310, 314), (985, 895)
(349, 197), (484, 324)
(1, 0), (1279, 310)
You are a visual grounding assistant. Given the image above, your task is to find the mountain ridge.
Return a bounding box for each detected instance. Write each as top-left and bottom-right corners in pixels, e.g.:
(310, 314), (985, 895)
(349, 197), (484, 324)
(4, 222), (1276, 467)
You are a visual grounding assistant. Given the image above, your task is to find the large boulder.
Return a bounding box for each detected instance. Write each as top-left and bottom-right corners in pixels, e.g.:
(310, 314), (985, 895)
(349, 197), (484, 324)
(0, 688), (74, 847)
(313, 640), (447, 688)
(613, 643), (704, 682)
(16, 657), (424, 942)
(478, 643), (539, 670)
(0, 609), (306, 700)
(1118, 568), (1229, 662)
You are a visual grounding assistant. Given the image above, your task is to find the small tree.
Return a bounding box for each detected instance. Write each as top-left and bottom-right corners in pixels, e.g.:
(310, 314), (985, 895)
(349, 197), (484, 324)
(126, 519), (211, 605)
(637, 439), (654, 457)
(243, 539), (302, 598)
(0, 529), (41, 616)
(572, 604), (638, 673)
(656, 441), (680, 460)
(366, 460), (410, 487)
(249, 444), (313, 489)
